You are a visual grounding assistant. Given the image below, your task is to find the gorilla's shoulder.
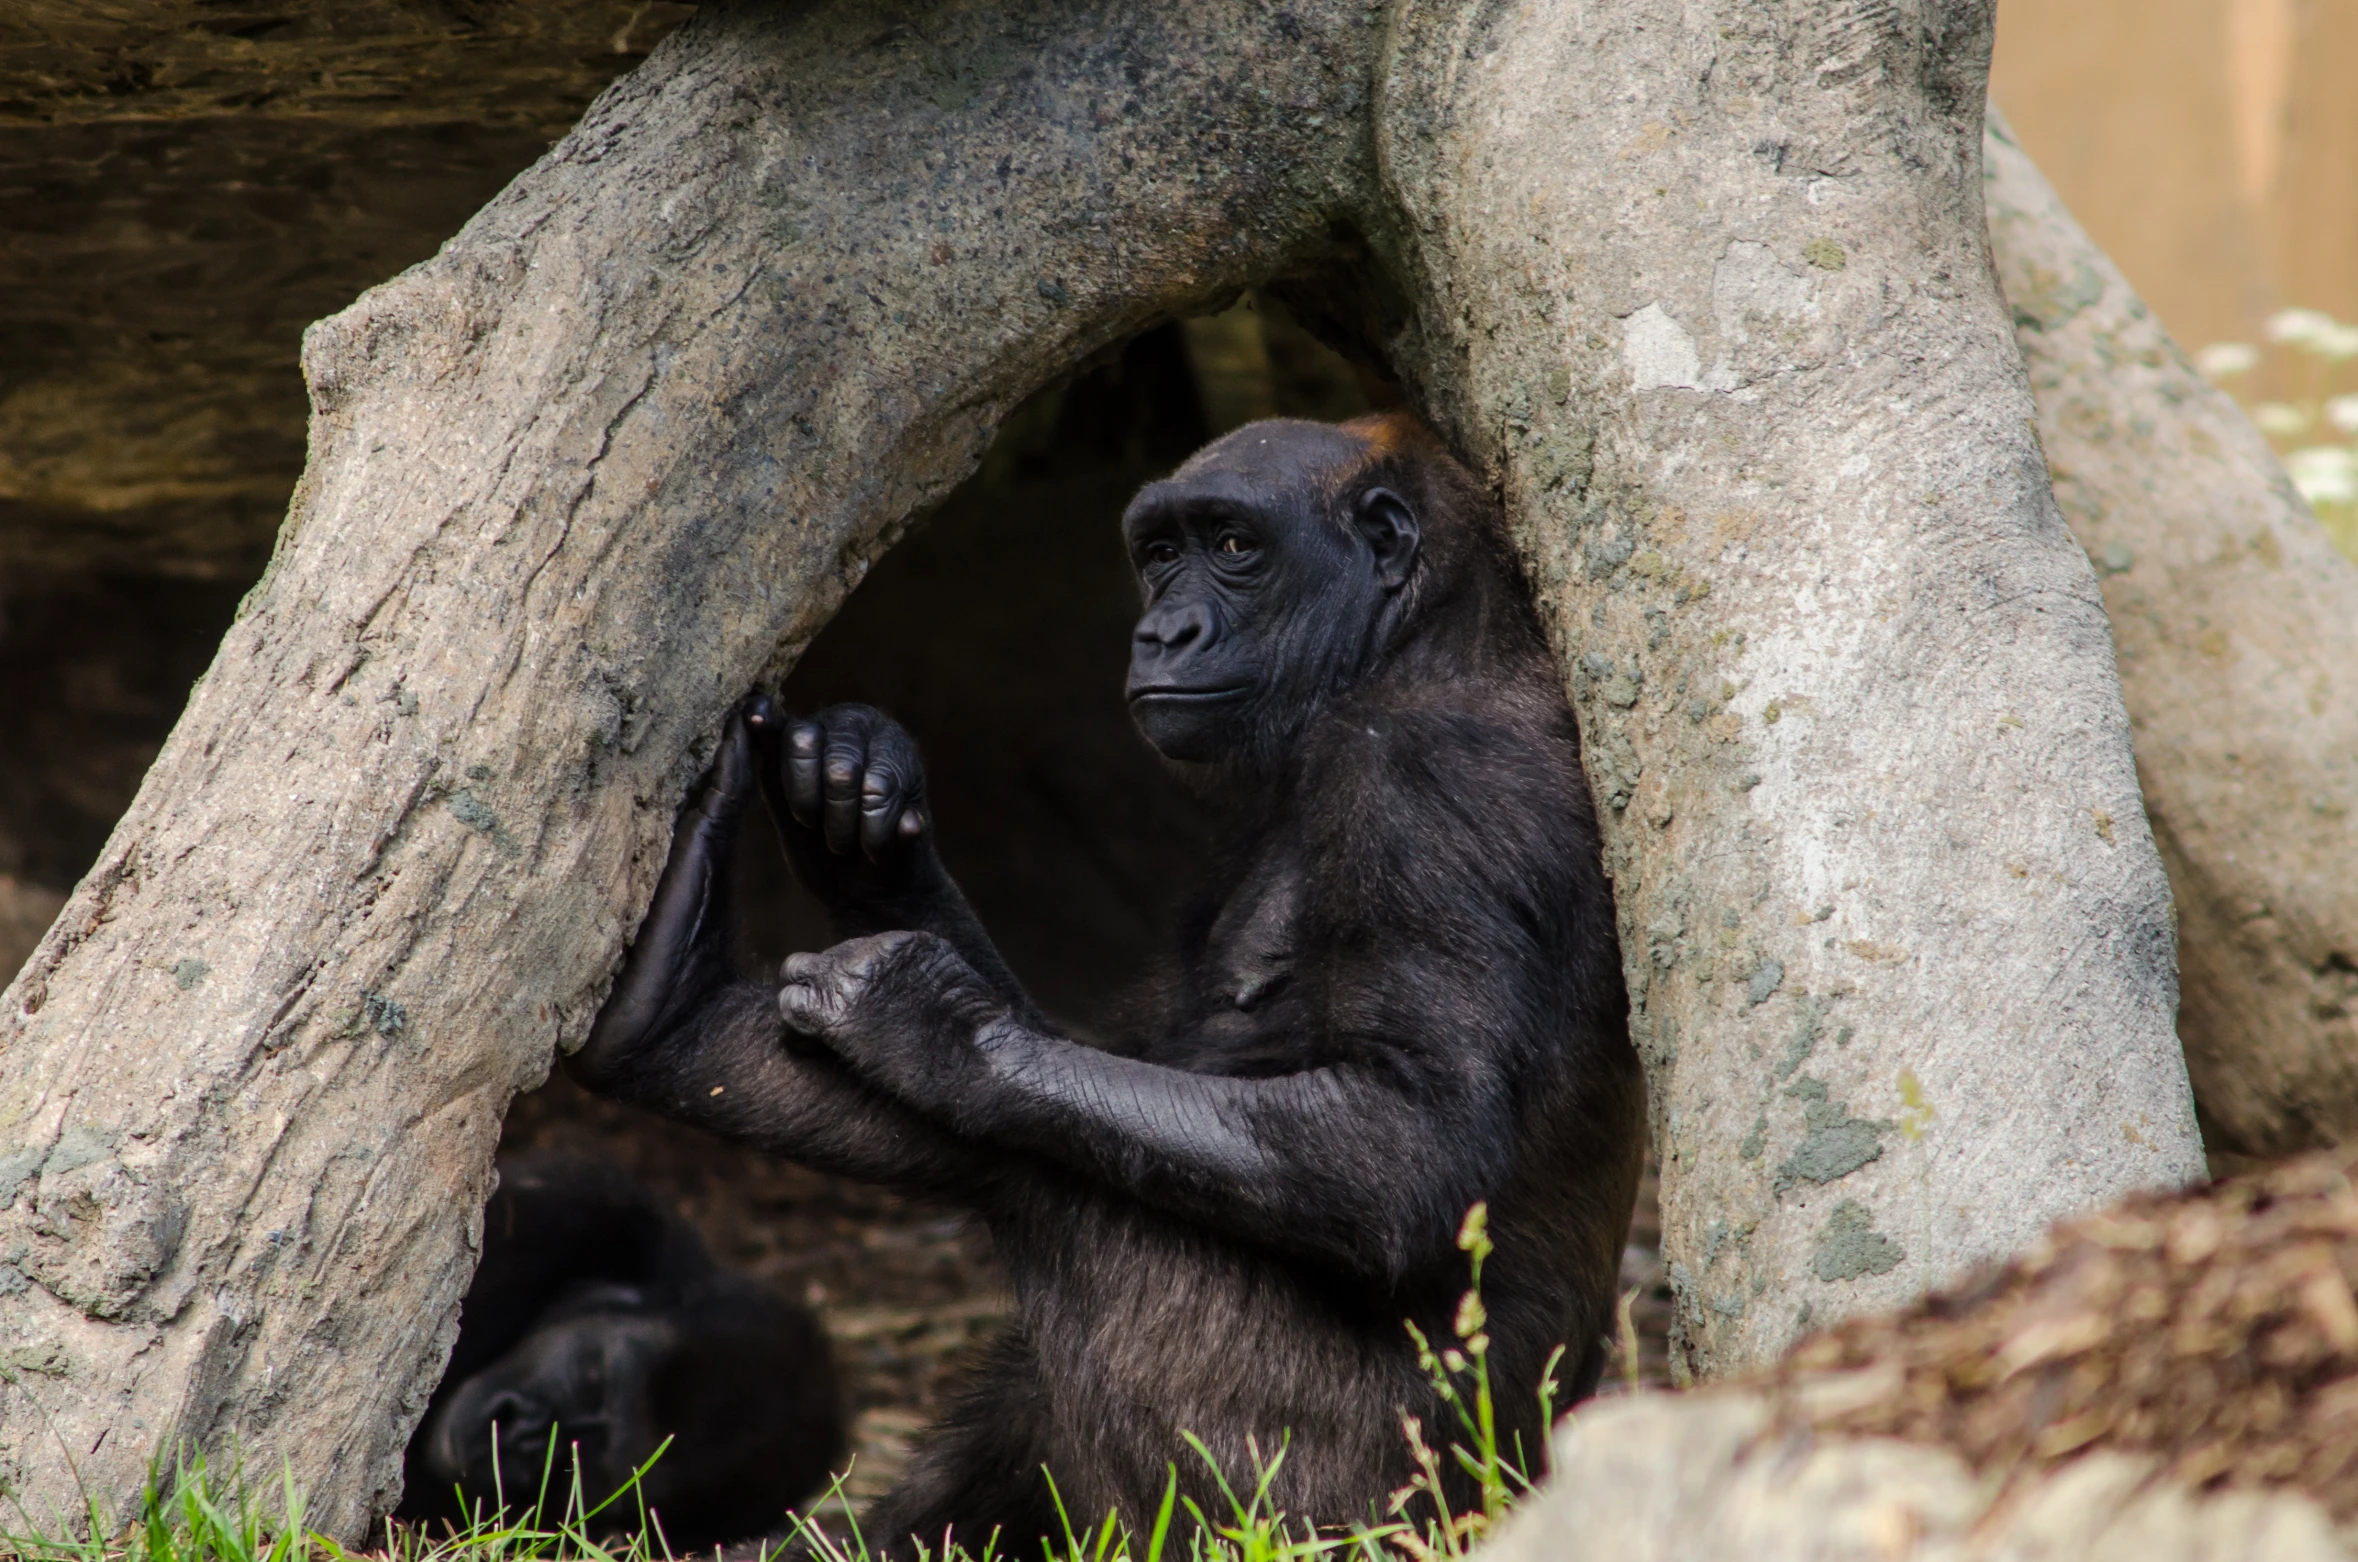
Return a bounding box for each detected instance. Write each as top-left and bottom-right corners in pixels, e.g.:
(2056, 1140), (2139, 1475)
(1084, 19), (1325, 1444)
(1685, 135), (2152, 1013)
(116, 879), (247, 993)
(1294, 674), (1594, 895)
(1302, 675), (1581, 802)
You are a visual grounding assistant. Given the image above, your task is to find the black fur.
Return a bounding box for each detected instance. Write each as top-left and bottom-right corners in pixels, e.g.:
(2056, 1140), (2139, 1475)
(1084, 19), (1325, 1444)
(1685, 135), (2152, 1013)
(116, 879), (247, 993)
(397, 1153), (845, 1550)
(568, 414), (1641, 1556)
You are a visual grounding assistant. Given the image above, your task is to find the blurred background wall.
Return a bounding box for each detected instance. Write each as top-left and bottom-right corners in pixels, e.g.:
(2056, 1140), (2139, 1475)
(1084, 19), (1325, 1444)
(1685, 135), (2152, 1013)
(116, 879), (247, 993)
(1994, 0), (2358, 358)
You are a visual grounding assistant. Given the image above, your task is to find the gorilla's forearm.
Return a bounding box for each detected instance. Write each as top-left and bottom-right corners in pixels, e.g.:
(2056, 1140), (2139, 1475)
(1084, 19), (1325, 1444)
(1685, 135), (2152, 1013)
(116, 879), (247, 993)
(577, 981), (1004, 1203)
(822, 851), (1056, 1035)
(956, 1021), (1501, 1282)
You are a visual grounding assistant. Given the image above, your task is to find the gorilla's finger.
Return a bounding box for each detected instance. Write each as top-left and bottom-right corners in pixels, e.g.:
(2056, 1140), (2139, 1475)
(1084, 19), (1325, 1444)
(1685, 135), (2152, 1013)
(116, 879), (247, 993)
(744, 695), (795, 836)
(777, 981), (830, 1034)
(741, 693), (778, 751)
(857, 722), (927, 860)
(820, 714), (873, 857)
(858, 765), (895, 860)
(784, 720), (825, 827)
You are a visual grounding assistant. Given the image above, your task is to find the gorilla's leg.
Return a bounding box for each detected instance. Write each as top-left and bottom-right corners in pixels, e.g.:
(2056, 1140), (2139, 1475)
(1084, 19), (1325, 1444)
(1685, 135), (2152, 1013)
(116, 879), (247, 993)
(844, 1336), (1061, 1562)
(567, 709), (1002, 1202)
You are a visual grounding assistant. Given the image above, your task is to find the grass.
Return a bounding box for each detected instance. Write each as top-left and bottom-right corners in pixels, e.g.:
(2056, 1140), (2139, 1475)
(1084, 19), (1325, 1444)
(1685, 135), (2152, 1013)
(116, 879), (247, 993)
(2, 1209), (1603, 1562)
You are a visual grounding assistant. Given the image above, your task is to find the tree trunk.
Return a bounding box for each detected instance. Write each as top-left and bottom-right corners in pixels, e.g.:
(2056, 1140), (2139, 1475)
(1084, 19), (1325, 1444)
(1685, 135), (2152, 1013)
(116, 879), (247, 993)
(1983, 112), (2358, 1160)
(0, 1), (1383, 1533)
(1354, 2), (2202, 1382)
(0, 0), (2211, 1531)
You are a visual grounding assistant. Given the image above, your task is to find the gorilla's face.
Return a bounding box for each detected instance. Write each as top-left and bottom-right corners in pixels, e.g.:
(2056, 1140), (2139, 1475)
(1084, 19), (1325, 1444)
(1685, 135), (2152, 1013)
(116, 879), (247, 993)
(1121, 420), (1421, 768)
(417, 1303), (678, 1503)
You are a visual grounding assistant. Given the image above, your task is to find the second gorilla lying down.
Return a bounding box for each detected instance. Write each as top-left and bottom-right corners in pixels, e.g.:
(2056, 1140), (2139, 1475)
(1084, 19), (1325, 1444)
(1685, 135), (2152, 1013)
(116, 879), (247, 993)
(568, 413), (1642, 1555)
(398, 1153), (843, 1548)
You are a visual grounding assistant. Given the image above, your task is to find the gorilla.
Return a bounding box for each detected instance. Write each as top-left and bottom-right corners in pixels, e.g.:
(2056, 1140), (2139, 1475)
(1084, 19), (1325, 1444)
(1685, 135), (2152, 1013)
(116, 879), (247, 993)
(568, 412), (1641, 1556)
(397, 1153), (845, 1549)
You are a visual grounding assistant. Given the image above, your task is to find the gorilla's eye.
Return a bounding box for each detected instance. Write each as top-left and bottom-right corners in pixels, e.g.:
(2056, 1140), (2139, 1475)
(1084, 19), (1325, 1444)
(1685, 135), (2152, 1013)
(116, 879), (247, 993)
(1217, 535), (1250, 555)
(1143, 541), (1180, 566)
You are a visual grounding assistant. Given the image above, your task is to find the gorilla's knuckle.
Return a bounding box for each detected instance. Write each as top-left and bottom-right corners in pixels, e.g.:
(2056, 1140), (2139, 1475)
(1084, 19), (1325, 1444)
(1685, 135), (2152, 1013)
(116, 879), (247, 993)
(826, 702), (879, 730)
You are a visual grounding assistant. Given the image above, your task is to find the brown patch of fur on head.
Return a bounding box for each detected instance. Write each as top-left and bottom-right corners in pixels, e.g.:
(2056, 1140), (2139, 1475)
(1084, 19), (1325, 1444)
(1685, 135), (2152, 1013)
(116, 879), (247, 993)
(1332, 414), (1523, 644)
(1768, 1148), (2358, 1520)
(1323, 413), (1491, 544)
(1326, 412), (1459, 508)
(1339, 410), (1431, 461)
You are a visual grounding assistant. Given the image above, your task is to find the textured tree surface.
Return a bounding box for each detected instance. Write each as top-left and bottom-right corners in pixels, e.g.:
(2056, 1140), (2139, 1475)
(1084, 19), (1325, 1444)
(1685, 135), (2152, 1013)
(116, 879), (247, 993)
(0, 0), (2203, 1531)
(1357, 5), (2200, 1382)
(1984, 114), (2358, 1159)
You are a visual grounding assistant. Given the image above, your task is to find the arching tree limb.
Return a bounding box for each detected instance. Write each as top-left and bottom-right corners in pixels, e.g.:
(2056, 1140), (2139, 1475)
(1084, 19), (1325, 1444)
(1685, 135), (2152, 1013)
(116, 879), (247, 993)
(0, 1), (1380, 1532)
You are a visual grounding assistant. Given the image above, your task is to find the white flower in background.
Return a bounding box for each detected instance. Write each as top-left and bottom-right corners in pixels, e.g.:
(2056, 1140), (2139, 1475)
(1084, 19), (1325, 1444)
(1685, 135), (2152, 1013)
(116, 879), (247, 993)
(2255, 402), (2313, 437)
(2195, 342), (2261, 378)
(2265, 307), (2340, 345)
(2286, 446), (2358, 506)
(2327, 395), (2358, 435)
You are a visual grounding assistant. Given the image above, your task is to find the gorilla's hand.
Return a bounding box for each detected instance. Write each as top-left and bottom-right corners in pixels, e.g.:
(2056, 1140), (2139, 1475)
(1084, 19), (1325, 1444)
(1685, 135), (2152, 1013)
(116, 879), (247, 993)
(776, 932), (1009, 1123)
(570, 708), (756, 1088)
(750, 701), (941, 920)
(751, 698), (1048, 1031)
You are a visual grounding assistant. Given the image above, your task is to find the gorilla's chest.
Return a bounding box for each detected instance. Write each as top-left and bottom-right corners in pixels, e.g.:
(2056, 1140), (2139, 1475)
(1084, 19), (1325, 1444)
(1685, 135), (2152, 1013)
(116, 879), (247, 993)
(1167, 850), (1307, 1070)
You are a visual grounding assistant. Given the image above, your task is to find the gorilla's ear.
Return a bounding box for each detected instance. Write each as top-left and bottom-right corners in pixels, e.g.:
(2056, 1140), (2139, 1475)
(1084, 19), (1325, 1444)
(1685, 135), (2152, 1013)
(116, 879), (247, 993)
(1355, 487), (1421, 591)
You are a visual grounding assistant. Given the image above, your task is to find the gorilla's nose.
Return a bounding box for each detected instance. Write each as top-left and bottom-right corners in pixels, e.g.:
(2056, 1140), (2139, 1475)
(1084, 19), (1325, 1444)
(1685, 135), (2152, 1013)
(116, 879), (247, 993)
(1135, 600), (1216, 656)
(480, 1390), (534, 1433)
(428, 1385), (549, 1477)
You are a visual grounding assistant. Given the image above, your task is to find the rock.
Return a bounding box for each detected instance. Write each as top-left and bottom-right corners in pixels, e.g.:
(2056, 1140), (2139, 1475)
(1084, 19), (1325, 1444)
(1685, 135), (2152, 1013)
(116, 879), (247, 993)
(1506, 1393), (2348, 1561)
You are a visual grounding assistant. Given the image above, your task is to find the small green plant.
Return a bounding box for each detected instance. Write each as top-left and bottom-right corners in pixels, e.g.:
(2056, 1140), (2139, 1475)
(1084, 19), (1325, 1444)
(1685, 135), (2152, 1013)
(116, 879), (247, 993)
(1387, 1204), (1562, 1562)
(2195, 309), (2358, 560)
(2, 1204), (1575, 1562)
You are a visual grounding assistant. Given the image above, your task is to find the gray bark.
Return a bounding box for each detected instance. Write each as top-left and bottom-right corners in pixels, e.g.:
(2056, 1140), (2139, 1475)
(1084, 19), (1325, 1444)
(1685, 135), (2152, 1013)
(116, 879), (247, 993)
(0, 0), (2210, 1532)
(1357, 5), (2201, 1381)
(1984, 113), (2358, 1159)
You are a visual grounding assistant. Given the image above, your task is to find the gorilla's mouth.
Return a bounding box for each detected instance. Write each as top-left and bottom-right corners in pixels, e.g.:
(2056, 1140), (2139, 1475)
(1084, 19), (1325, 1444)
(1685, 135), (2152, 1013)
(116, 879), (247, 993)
(1127, 685), (1249, 704)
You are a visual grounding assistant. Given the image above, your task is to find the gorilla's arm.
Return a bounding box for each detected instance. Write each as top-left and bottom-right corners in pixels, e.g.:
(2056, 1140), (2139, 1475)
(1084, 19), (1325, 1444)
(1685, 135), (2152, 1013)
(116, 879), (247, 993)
(567, 712), (1005, 1204)
(781, 932), (1521, 1284)
(786, 701), (1612, 1285)
(584, 979), (1001, 1201)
